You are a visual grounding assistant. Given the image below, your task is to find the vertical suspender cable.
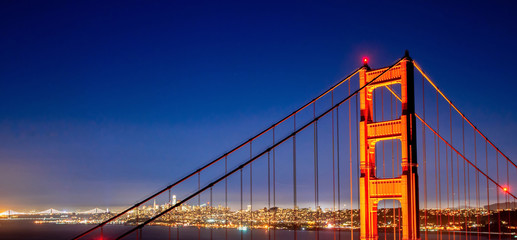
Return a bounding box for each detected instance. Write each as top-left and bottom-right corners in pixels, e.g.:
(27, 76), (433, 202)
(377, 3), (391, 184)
(431, 96), (437, 240)
(422, 75), (428, 240)
(136, 221), (139, 240)
(273, 128), (277, 240)
(268, 151), (271, 240)
(136, 205), (139, 240)
(436, 91), (442, 240)
(337, 103), (341, 240)
(456, 152), (460, 238)
(225, 156), (228, 240)
(240, 168), (243, 240)
(506, 156), (510, 235)
(349, 79), (353, 240)
(468, 132), (472, 239)
(250, 142), (253, 240)
(210, 187), (213, 240)
(177, 205), (179, 240)
(314, 102), (320, 239)
(332, 91), (336, 240)
(496, 153), (500, 240)
(475, 131), (479, 240)
(474, 132), (481, 240)
(444, 112), (448, 240)
(198, 172), (201, 240)
(462, 120), (468, 240)
(444, 128), (449, 238)
(485, 140), (490, 240)
(434, 130), (438, 240)
(168, 189), (171, 240)
(449, 104), (453, 240)
(293, 115), (297, 240)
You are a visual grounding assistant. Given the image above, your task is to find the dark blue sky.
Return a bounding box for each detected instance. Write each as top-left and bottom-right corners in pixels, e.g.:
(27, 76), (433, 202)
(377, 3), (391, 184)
(1, 1), (516, 210)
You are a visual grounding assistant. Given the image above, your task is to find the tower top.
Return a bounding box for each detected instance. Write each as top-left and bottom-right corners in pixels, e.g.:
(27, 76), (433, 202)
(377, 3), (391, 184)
(362, 56), (370, 69)
(404, 50), (412, 60)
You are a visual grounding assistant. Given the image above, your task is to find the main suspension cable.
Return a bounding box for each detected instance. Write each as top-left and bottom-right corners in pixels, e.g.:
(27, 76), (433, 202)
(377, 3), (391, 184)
(73, 63), (362, 240)
(385, 84), (517, 198)
(414, 62), (517, 169)
(107, 58), (406, 240)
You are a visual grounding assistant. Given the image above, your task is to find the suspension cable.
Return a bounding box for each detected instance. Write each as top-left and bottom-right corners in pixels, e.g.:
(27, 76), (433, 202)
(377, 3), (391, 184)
(72, 65), (362, 240)
(385, 85), (517, 198)
(107, 57), (406, 240)
(416, 115), (517, 199)
(414, 62), (517, 169)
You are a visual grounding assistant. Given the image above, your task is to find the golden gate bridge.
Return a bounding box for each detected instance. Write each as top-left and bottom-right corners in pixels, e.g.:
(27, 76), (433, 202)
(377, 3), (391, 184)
(72, 51), (517, 240)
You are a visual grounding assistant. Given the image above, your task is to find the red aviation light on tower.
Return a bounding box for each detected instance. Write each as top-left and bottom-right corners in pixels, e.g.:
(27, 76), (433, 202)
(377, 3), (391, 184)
(363, 57), (369, 65)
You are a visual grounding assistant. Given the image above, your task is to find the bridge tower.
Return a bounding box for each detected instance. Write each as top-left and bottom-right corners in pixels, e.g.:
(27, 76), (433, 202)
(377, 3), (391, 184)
(359, 52), (420, 240)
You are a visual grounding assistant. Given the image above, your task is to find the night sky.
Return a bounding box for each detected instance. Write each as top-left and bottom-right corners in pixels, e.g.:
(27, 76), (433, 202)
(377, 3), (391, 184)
(1, 1), (517, 211)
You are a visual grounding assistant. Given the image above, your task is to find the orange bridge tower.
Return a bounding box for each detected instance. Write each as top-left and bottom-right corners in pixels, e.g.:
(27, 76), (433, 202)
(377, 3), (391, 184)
(359, 52), (420, 240)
